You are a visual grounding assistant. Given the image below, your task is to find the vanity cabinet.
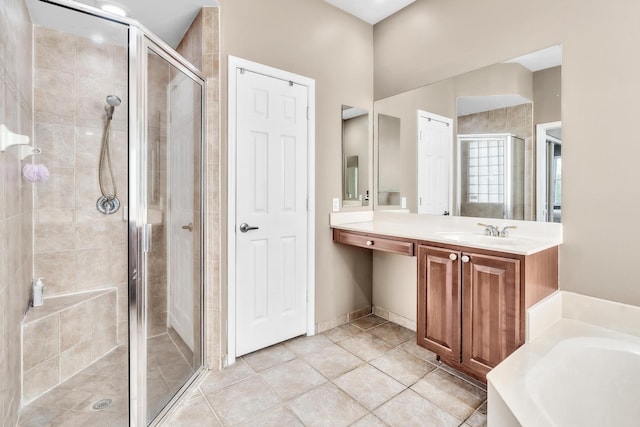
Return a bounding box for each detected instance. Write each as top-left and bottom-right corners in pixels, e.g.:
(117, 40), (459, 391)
(417, 243), (557, 381)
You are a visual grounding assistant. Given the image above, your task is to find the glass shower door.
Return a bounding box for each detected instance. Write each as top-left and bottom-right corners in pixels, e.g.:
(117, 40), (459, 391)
(142, 42), (204, 424)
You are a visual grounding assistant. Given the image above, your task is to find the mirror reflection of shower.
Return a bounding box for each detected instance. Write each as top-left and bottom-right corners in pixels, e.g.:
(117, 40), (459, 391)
(97, 95), (121, 214)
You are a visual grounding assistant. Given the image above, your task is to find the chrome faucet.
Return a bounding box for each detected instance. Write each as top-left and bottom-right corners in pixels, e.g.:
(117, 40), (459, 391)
(478, 223), (517, 237)
(478, 223), (499, 236)
(499, 225), (517, 237)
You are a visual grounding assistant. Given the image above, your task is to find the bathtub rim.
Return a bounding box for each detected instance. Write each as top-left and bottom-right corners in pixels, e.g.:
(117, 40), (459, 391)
(487, 317), (640, 426)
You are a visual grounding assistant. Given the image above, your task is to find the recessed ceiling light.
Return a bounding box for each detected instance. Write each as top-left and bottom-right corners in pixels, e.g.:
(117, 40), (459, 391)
(91, 34), (105, 44)
(101, 3), (127, 17)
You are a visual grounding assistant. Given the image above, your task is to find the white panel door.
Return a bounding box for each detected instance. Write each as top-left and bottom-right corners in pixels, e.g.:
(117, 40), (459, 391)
(167, 72), (195, 349)
(235, 69), (308, 356)
(418, 111), (453, 215)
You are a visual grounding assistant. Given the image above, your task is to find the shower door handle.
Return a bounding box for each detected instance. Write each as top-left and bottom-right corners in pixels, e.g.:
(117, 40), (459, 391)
(239, 223), (259, 233)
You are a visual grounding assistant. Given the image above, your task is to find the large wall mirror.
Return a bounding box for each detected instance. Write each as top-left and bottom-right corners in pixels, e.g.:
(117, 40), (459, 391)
(373, 45), (562, 222)
(342, 105), (370, 207)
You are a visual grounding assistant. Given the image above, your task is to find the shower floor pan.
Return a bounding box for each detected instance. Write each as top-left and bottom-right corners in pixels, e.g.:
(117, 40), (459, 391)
(18, 332), (193, 426)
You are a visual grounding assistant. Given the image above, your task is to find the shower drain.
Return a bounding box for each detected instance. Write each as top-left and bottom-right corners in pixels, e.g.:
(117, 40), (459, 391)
(92, 398), (113, 411)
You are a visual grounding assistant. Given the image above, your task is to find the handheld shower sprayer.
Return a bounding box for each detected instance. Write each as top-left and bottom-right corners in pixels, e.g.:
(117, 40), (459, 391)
(105, 95), (121, 120)
(97, 95), (122, 214)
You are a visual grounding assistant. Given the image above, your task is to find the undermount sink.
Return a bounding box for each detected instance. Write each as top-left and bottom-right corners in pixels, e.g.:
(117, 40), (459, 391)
(433, 231), (530, 247)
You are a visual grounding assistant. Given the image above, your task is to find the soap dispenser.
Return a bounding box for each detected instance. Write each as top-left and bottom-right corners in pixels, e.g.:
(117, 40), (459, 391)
(32, 278), (44, 307)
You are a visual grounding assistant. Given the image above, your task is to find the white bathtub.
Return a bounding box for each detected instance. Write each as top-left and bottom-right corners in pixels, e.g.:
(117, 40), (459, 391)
(525, 336), (640, 426)
(487, 292), (640, 427)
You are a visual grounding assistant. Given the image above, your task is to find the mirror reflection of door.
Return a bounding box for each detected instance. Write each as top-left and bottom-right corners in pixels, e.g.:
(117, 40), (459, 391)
(536, 122), (562, 222)
(417, 110), (453, 215)
(344, 155), (358, 200)
(546, 131), (561, 222)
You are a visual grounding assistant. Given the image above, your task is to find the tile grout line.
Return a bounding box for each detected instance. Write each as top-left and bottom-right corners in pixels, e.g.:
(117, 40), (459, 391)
(178, 317), (487, 426)
(193, 387), (225, 426)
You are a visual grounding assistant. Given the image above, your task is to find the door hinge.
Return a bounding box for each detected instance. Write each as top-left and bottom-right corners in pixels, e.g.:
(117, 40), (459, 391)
(306, 107), (310, 120)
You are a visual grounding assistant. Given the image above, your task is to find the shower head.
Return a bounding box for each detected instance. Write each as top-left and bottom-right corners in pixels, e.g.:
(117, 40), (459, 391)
(105, 95), (121, 120)
(106, 95), (121, 107)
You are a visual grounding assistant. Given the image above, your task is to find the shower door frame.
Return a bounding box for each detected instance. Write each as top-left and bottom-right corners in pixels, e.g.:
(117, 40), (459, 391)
(129, 26), (208, 427)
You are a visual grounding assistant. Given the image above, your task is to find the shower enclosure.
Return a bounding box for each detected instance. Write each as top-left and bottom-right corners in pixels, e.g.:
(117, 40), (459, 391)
(457, 134), (525, 220)
(24, 0), (206, 425)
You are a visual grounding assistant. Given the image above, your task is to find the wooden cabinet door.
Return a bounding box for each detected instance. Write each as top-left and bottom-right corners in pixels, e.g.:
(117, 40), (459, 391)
(461, 252), (520, 378)
(417, 245), (460, 363)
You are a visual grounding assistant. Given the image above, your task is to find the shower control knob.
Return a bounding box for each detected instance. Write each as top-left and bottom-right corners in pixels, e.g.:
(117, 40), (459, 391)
(449, 253), (457, 261)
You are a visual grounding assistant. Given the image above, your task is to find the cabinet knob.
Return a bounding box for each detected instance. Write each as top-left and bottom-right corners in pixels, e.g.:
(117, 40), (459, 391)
(366, 240), (374, 246)
(461, 255), (470, 263)
(449, 253), (457, 261)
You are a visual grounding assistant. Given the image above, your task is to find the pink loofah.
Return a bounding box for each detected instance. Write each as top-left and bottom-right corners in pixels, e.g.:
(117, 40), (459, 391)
(23, 164), (50, 182)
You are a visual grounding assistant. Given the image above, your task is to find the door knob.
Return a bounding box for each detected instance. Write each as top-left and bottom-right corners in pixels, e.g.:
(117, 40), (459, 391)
(449, 253), (457, 261)
(461, 255), (470, 263)
(239, 223), (259, 233)
(182, 222), (193, 232)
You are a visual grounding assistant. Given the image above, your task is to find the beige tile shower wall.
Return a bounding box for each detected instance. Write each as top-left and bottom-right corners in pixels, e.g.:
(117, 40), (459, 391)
(21, 290), (118, 403)
(457, 103), (534, 220)
(177, 7), (222, 371)
(0, 0), (33, 424)
(32, 26), (129, 345)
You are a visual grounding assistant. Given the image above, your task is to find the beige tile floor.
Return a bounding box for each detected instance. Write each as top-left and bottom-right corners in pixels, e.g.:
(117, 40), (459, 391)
(17, 316), (487, 426)
(18, 333), (194, 427)
(164, 315), (487, 427)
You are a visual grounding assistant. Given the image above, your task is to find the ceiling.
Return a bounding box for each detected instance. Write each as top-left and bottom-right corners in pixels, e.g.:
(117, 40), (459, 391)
(458, 45), (562, 116)
(323, 0), (416, 25)
(504, 45), (562, 72)
(27, 0), (218, 48)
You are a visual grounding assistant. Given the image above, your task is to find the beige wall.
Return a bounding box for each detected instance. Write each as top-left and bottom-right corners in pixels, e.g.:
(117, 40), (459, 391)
(533, 66), (562, 125)
(374, 0), (640, 306)
(372, 252), (417, 323)
(218, 0), (375, 328)
(454, 63), (533, 101)
(0, 0), (33, 424)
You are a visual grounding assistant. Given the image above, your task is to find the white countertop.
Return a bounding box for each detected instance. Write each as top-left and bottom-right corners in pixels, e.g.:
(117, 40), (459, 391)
(330, 211), (562, 256)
